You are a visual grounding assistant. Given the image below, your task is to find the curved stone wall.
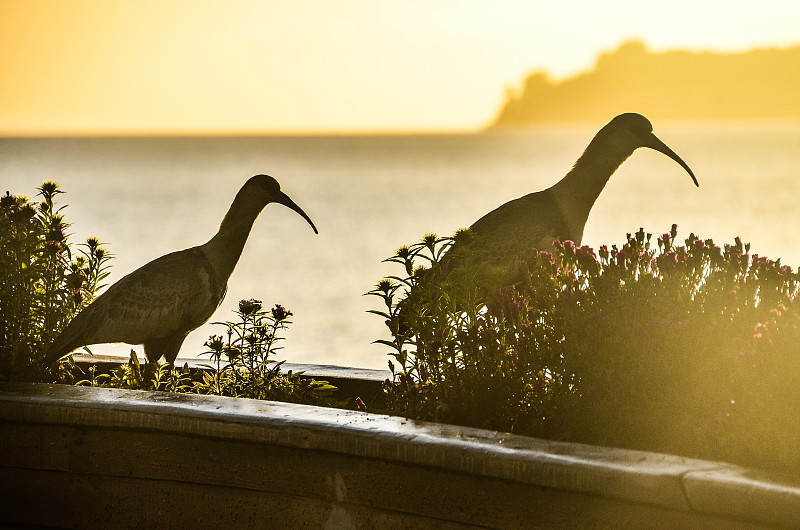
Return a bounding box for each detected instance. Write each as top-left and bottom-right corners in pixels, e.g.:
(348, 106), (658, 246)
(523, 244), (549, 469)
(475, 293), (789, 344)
(1, 383), (798, 528)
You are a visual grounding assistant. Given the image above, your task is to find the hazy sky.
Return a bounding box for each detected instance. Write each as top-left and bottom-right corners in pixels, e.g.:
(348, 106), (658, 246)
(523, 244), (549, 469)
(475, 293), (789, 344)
(2, 0), (799, 134)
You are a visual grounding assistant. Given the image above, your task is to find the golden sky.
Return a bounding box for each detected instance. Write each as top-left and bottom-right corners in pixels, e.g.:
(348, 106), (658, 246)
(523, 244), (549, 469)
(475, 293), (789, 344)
(1, 0), (799, 135)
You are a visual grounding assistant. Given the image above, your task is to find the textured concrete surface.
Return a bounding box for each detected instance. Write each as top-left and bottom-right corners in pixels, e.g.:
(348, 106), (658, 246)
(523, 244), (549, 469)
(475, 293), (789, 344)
(0, 383), (797, 528)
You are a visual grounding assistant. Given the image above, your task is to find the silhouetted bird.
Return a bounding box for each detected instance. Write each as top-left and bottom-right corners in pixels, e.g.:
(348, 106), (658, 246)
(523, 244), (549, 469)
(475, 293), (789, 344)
(448, 113), (697, 273)
(44, 175), (318, 365)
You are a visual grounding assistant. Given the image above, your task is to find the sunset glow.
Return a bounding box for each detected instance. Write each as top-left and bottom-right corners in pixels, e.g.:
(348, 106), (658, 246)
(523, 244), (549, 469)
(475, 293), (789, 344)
(2, 0), (799, 135)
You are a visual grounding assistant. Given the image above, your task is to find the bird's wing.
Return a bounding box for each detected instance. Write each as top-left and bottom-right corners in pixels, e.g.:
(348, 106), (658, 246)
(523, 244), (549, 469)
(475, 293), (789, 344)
(81, 247), (222, 345)
(469, 190), (571, 255)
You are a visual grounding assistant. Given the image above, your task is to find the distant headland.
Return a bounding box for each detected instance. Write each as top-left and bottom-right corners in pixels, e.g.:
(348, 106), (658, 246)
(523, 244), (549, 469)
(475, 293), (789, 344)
(491, 40), (800, 127)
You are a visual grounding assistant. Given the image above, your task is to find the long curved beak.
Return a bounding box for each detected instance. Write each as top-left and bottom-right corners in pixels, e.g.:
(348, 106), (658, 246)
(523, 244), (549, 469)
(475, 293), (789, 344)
(277, 192), (318, 234)
(643, 133), (699, 187)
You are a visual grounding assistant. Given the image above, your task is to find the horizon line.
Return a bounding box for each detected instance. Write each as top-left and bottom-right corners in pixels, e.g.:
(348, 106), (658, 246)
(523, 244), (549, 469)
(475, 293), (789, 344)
(4, 117), (800, 139)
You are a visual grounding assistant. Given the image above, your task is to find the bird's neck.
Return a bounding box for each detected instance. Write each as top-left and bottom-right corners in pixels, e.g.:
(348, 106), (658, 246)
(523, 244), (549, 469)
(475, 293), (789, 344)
(202, 188), (267, 282)
(549, 136), (635, 244)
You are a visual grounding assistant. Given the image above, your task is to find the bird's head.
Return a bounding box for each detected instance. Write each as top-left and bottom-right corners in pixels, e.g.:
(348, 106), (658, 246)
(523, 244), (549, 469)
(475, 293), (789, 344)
(604, 113), (698, 187)
(247, 174), (319, 234)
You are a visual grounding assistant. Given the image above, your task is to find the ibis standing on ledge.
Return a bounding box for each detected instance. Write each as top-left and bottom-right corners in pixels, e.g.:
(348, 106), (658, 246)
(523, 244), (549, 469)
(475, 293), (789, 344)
(45, 175), (318, 365)
(451, 113), (698, 271)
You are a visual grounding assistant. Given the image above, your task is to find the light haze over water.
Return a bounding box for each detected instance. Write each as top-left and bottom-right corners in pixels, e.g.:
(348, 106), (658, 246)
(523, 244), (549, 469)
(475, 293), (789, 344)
(3, 122), (800, 369)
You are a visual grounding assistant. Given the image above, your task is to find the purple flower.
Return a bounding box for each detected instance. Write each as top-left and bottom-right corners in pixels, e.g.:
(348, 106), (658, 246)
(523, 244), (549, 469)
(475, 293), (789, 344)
(0, 192), (16, 210)
(271, 304), (293, 322)
(44, 239), (64, 255)
(204, 335), (224, 352)
(576, 245), (597, 270)
(238, 298), (262, 316)
(656, 251), (678, 275)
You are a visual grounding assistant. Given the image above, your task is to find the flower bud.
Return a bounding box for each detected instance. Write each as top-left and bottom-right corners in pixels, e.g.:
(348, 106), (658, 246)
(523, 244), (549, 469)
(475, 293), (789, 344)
(204, 335), (224, 352)
(271, 304), (292, 322)
(238, 298), (262, 316)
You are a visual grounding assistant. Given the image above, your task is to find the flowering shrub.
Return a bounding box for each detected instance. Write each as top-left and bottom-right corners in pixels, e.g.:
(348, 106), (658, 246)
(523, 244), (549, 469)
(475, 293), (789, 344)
(370, 226), (800, 473)
(197, 300), (337, 404)
(0, 182), (111, 381)
(369, 232), (578, 435)
(73, 299), (339, 405)
(77, 301), (337, 406)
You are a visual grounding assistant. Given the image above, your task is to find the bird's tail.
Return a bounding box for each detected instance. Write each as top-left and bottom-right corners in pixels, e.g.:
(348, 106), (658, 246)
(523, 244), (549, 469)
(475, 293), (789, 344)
(42, 317), (86, 365)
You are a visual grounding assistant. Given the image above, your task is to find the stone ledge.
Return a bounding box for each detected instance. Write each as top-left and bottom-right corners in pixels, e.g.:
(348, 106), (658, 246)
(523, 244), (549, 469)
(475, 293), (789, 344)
(71, 353), (391, 407)
(1, 382), (797, 528)
(684, 468), (800, 528)
(71, 354), (392, 383)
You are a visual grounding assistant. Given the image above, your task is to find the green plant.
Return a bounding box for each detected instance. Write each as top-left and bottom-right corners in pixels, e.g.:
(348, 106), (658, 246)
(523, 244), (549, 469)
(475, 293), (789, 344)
(537, 230), (797, 458)
(74, 301), (337, 406)
(197, 300), (337, 405)
(0, 182), (112, 382)
(369, 232), (578, 434)
(76, 350), (195, 392)
(371, 226), (800, 474)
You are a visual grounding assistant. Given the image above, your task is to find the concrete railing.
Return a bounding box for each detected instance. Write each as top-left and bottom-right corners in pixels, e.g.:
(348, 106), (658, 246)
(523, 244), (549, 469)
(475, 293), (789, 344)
(1, 382), (799, 529)
(70, 353), (392, 407)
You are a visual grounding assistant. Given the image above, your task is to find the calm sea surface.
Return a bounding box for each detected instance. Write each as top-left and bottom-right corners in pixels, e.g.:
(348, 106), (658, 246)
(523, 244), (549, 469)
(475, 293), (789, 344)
(3, 123), (800, 369)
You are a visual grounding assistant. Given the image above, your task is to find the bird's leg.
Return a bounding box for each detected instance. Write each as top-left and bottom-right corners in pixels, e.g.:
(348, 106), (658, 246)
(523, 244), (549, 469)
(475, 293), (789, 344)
(144, 333), (188, 368)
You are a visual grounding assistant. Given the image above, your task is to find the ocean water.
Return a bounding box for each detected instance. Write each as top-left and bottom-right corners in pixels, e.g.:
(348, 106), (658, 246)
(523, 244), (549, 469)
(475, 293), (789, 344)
(3, 122), (800, 369)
